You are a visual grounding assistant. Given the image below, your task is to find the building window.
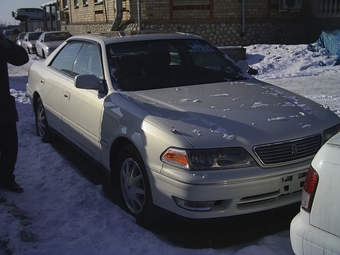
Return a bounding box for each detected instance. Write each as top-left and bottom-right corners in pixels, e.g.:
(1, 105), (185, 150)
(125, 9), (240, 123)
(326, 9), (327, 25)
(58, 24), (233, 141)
(74, 0), (78, 7)
(170, 0), (214, 20)
(83, 0), (88, 6)
(94, 0), (103, 4)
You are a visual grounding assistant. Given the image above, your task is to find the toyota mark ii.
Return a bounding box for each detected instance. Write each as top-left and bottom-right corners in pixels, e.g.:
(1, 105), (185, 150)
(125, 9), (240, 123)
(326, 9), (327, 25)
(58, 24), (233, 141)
(26, 32), (340, 225)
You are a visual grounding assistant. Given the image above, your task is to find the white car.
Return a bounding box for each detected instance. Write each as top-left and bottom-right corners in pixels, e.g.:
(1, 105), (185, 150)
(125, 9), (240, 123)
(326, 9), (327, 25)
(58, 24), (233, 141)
(26, 33), (340, 226)
(35, 31), (72, 58)
(21, 32), (43, 54)
(290, 132), (340, 255)
(15, 32), (27, 47)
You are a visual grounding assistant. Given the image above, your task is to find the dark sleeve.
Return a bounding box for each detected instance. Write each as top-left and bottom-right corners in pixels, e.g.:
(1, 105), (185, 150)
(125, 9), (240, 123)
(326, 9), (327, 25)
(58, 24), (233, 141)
(6, 39), (29, 66)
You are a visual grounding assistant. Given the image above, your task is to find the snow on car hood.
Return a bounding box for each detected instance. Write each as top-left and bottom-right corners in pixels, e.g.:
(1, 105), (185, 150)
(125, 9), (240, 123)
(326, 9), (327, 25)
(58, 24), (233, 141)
(120, 80), (339, 148)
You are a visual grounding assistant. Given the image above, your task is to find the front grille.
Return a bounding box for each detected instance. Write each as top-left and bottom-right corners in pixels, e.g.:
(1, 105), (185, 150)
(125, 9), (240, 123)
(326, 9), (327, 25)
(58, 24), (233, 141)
(253, 134), (321, 165)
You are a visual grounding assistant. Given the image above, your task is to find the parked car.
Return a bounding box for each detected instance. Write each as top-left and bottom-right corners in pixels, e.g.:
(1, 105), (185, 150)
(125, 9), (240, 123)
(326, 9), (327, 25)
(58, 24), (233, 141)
(15, 32), (27, 47)
(290, 132), (340, 255)
(26, 33), (340, 226)
(2, 29), (19, 40)
(22, 32), (43, 54)
(12, 8), (48, 22)
(35, 31), (72, 58)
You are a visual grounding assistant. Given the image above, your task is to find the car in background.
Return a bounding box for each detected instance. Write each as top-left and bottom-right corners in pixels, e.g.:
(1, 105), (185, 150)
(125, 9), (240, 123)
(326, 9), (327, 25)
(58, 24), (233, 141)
(12, 8), (48, 22)
(26, 33), (340, 226)
(290, 132), (340, 255)
(15, 32), (27, 47)
(35, 31), (72, 58)
(1, 28), (20, 41)
(22, 31), (43, 54)
(2, 29), (16, 39)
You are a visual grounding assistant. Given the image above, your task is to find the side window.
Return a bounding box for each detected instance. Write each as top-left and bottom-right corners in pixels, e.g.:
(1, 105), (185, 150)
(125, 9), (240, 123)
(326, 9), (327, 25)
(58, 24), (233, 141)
(73, 43), (103, 79)
(168, 44), (181, 66)
(50, 42), (82, 76)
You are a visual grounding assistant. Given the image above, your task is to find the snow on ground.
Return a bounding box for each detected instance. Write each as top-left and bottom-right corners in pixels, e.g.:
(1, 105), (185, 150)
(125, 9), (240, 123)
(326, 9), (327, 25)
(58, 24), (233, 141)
(1, 43), (339, 255)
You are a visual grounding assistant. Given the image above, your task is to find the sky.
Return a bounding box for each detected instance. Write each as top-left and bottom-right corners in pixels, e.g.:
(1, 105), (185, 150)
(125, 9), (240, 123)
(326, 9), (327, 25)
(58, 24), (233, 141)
(0, 0), (52, 25)
(1, 41), (340, 254)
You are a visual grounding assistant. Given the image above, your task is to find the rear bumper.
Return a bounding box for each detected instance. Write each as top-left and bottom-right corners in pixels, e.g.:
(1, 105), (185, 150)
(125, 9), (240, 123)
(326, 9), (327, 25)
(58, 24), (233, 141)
(290, 210), (340, 255)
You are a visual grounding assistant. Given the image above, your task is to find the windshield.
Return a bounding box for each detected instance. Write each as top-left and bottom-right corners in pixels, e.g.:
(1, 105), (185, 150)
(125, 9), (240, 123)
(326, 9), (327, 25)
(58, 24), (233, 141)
(28, 32), (42, 40)
(106, 39), (246, 91)
(44, 32), (71, 42)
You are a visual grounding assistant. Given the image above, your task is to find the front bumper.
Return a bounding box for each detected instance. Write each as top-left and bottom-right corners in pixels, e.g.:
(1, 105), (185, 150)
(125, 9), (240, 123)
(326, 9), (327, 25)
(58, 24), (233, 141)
(28, 45), (37, 54)
(45, 48), (56, 57)
(151, 162), (308, 219)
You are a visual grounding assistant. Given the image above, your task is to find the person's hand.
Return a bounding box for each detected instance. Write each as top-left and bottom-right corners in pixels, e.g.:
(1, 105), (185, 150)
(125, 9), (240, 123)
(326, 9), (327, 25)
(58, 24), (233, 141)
(0, 32), (8, 48)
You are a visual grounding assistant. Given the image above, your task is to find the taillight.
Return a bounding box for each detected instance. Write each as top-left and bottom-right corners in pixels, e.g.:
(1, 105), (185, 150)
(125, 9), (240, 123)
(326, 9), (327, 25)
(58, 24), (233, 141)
(301, 166), (319, 212)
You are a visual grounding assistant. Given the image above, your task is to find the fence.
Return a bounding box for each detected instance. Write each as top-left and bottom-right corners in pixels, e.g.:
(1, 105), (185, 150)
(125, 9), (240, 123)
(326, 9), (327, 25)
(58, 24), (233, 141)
(314, 0), (340, 17)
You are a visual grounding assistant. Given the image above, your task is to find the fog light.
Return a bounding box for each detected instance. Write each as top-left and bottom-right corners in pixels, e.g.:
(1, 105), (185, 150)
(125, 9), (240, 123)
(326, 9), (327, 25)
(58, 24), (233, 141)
(173, 197), (215, 211)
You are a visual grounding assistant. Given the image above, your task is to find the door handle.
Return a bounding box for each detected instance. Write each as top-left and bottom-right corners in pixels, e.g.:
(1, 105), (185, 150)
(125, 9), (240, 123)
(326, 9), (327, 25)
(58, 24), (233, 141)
(64, 91), (71, 100)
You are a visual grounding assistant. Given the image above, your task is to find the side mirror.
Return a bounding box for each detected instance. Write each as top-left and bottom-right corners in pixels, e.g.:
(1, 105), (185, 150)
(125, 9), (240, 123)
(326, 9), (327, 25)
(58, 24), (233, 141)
(236, 60), (249, 73)
(75, 74), (101, 90)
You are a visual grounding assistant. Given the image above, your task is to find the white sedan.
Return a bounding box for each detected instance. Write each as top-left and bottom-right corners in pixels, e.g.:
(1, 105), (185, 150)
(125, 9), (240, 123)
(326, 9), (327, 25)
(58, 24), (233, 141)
(290, 132), (340, 255)
(35, 31), (72, 58)
(26, 32), (340, 226)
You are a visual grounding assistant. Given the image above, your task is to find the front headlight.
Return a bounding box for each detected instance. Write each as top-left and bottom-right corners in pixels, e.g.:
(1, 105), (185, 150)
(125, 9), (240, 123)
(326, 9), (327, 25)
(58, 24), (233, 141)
(161, 147), (257, 171)
(323, 123), (340, 144)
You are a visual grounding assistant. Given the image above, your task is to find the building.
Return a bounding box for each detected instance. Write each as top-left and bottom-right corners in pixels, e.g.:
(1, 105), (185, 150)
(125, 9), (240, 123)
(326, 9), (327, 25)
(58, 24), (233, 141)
(54, 0), (339, 46)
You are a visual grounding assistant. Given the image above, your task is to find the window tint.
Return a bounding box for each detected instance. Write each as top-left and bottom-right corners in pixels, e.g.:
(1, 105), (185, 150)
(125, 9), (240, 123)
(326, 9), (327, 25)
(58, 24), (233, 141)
(44, 32), (72, 42)
(50, 42), (82, 76)
(106, 39), (243, 91)
(73, 42), (103, 78)
(28, 32), (42, 40)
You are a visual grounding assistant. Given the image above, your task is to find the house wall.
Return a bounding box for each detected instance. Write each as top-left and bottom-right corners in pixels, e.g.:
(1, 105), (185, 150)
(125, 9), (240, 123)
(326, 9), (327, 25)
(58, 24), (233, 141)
(59, 0), (339, 46)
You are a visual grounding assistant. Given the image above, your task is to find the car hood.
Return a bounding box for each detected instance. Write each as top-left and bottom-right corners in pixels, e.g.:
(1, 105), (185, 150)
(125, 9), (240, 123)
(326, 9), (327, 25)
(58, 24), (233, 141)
(28, 40), (38, 44)
(43, 41), (64, 48)
(120, 79), (340, 148)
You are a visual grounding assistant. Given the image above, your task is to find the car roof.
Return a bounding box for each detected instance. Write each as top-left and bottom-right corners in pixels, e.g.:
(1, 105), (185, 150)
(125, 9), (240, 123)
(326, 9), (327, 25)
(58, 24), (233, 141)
(67, 32), (204, 45)
(42, 31), (70, 34)
(27, 31), (43, 34)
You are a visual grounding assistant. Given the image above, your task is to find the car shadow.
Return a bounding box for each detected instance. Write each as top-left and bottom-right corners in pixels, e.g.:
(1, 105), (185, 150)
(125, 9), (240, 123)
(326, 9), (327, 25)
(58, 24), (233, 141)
(52, 136), (299, 249)
(145, 203), (299, 249)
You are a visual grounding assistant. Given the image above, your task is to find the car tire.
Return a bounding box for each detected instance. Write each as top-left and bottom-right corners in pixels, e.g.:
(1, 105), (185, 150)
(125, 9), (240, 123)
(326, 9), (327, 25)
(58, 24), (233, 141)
(35, 97), (54, 143)
(115, 144), (158, 226)
(42, 51), (45, 58)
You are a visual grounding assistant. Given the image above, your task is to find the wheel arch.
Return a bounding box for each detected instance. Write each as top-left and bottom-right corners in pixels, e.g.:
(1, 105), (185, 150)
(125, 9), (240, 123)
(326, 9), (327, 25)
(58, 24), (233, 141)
(108, 136), (152, 191)
(109, 137), (135, 184)
(32, 91), (41, 111)
(109, 138), (159, 225)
